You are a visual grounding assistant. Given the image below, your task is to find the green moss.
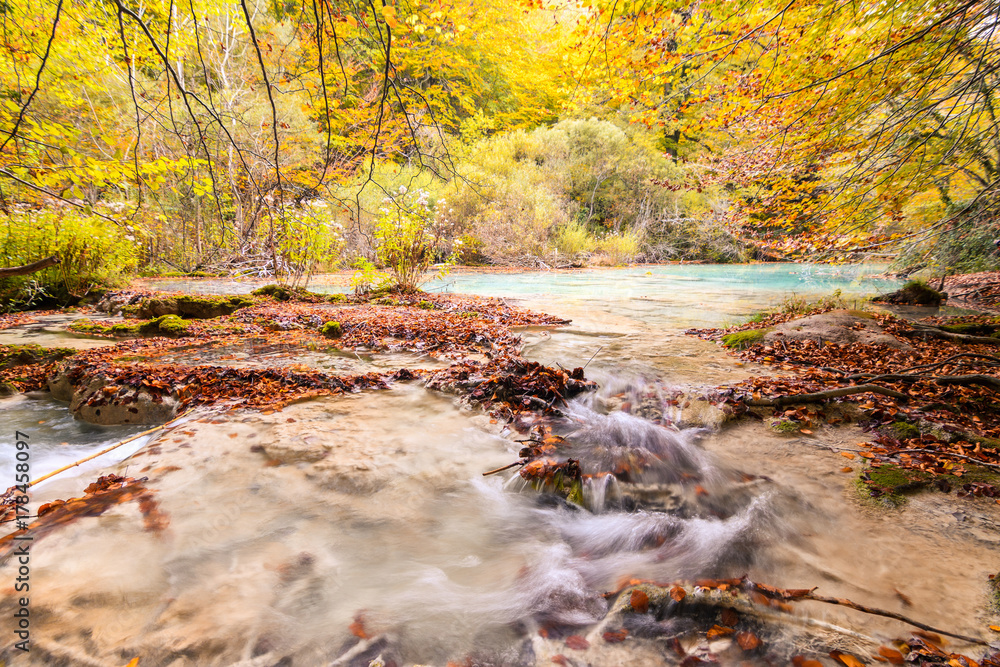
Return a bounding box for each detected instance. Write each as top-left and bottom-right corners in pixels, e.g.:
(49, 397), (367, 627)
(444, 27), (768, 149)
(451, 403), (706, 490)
(458, 311), (481, 319)
(769, 418), (800, 434)
(846, 309), (875, 319)
(326, 293), (347, 303)
(418, 300), (436, 310)
(320, 321), (342, 338)
(857, 463), (931, 507)
(721, 328), (767, 350)
(882, 421), (921, 440)
(372, 297), (399, 306)
(69, 319), (117, 336)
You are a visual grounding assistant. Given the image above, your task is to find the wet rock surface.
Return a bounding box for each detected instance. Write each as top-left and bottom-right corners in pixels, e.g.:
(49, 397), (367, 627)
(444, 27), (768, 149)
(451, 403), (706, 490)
(765, 309), (912, 349)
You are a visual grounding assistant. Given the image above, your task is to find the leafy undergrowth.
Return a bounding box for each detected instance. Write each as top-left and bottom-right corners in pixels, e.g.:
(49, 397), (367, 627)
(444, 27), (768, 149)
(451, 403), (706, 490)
(691, 310), (1000, 504)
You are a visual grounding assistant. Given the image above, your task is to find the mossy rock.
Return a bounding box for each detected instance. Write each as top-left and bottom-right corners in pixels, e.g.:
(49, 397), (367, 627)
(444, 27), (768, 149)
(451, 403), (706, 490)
(142, 314), (191, 336)
(418, 300), (436, 310)
(327, 293), (347, 303)
(320, 321), (342, 338)
(940, 322), (999, 336)
(0, 381), (17, 397)
(138, 294), (253, 319)
(0, 344), (77, 368)
(721, 328), (767, 350)
(876, 280), (944, 306)
(845, 309), (875, 319)
(252, 284), (325, 303)
(372, 297), (399, 306)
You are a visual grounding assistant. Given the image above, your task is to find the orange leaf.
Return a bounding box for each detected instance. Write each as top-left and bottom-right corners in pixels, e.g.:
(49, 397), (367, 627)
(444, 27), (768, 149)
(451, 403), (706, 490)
(123, 660), (140, 667)
(706, 624), (735, 639)
(565, 635), (589, 650)
(720, 608), (738, 626)
(841, 466), (853, 473)
(990, 625), (1000, 632)
(830, 650), (866, 667)
(800, 428), (813, 435)
(603, 629), (628, 643)
(737, 631), (762, 651)
(840, 452), (856, 459)
(349, 614), (368, 639)
(792, 659), (825, 667)
(878, 647), (904, 665)
(669, 585), (686, 602)
(630, 589), (650, 613)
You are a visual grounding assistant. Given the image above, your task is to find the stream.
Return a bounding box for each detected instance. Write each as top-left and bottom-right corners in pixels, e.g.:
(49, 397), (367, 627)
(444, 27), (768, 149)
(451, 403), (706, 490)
(2, 264), (999, 666)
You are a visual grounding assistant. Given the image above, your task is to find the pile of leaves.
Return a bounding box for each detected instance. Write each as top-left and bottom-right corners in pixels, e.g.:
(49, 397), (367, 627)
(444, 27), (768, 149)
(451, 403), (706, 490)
(427, 355), (593, 419)
(692, 310), (1000, 501)
(0, 474), (166, 559)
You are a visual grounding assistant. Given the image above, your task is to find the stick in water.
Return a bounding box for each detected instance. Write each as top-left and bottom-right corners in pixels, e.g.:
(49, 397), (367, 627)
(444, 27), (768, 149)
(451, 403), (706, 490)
(29, 410), (195, 487)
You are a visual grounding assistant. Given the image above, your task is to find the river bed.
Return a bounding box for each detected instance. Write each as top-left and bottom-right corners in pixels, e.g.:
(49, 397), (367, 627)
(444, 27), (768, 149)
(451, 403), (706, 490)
(2, 264), (999, 666)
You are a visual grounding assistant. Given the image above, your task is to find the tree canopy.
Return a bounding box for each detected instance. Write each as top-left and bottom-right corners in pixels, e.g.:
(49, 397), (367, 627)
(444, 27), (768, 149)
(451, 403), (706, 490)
(2, 0), (998, 282)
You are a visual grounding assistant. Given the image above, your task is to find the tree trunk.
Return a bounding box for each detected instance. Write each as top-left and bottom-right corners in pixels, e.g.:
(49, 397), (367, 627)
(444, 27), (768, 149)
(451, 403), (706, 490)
(0, 254), (60, 279)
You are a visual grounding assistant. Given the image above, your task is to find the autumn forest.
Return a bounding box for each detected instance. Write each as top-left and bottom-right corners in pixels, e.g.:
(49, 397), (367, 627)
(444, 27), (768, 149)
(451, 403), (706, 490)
(1, 0), (998, 298)
(3, 2), (1000, 666)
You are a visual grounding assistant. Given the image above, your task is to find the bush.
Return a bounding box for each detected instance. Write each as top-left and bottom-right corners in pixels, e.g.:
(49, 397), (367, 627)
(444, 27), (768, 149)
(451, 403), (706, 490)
(553, 221), (597, 257)
(373, 187), (453, 292)
(0, 211), (140, 308)
(595, 229), (643, 265)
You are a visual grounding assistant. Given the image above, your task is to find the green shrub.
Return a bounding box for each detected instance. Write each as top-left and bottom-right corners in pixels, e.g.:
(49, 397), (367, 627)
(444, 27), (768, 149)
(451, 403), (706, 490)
(0, 211), (140, 308)
(553, 221), (597, 256)
(595, 229), (643, 265)
(373, 188), (453, 292)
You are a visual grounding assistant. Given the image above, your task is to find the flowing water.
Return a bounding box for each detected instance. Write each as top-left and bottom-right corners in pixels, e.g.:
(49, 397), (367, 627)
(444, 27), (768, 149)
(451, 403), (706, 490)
(3, 264), (999, 666)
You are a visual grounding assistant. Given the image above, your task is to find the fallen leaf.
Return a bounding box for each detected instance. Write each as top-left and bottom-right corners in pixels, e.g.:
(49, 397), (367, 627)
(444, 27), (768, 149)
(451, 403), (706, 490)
(840, 452), (856, 459)
(830, 650), (865, 667)
(123, 660), (140, 667)
(706, 624), (735, 639)
(720, 608), (738, 626)
(878, 646), (904, 664)
(603, 629), (628, 644)
(792, 658), (825, 667)
(841, 466), (853, 472)
(551, 655), (569, 666)
(800, 428), (814, 434)
(736, 631), (761, 651)
(669, 585), (686, 602)
(630, 589), (650, 613)
(991, 625), (1000, 632)
(565, 635), (589, 650)
(348, 614), (368, 639)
